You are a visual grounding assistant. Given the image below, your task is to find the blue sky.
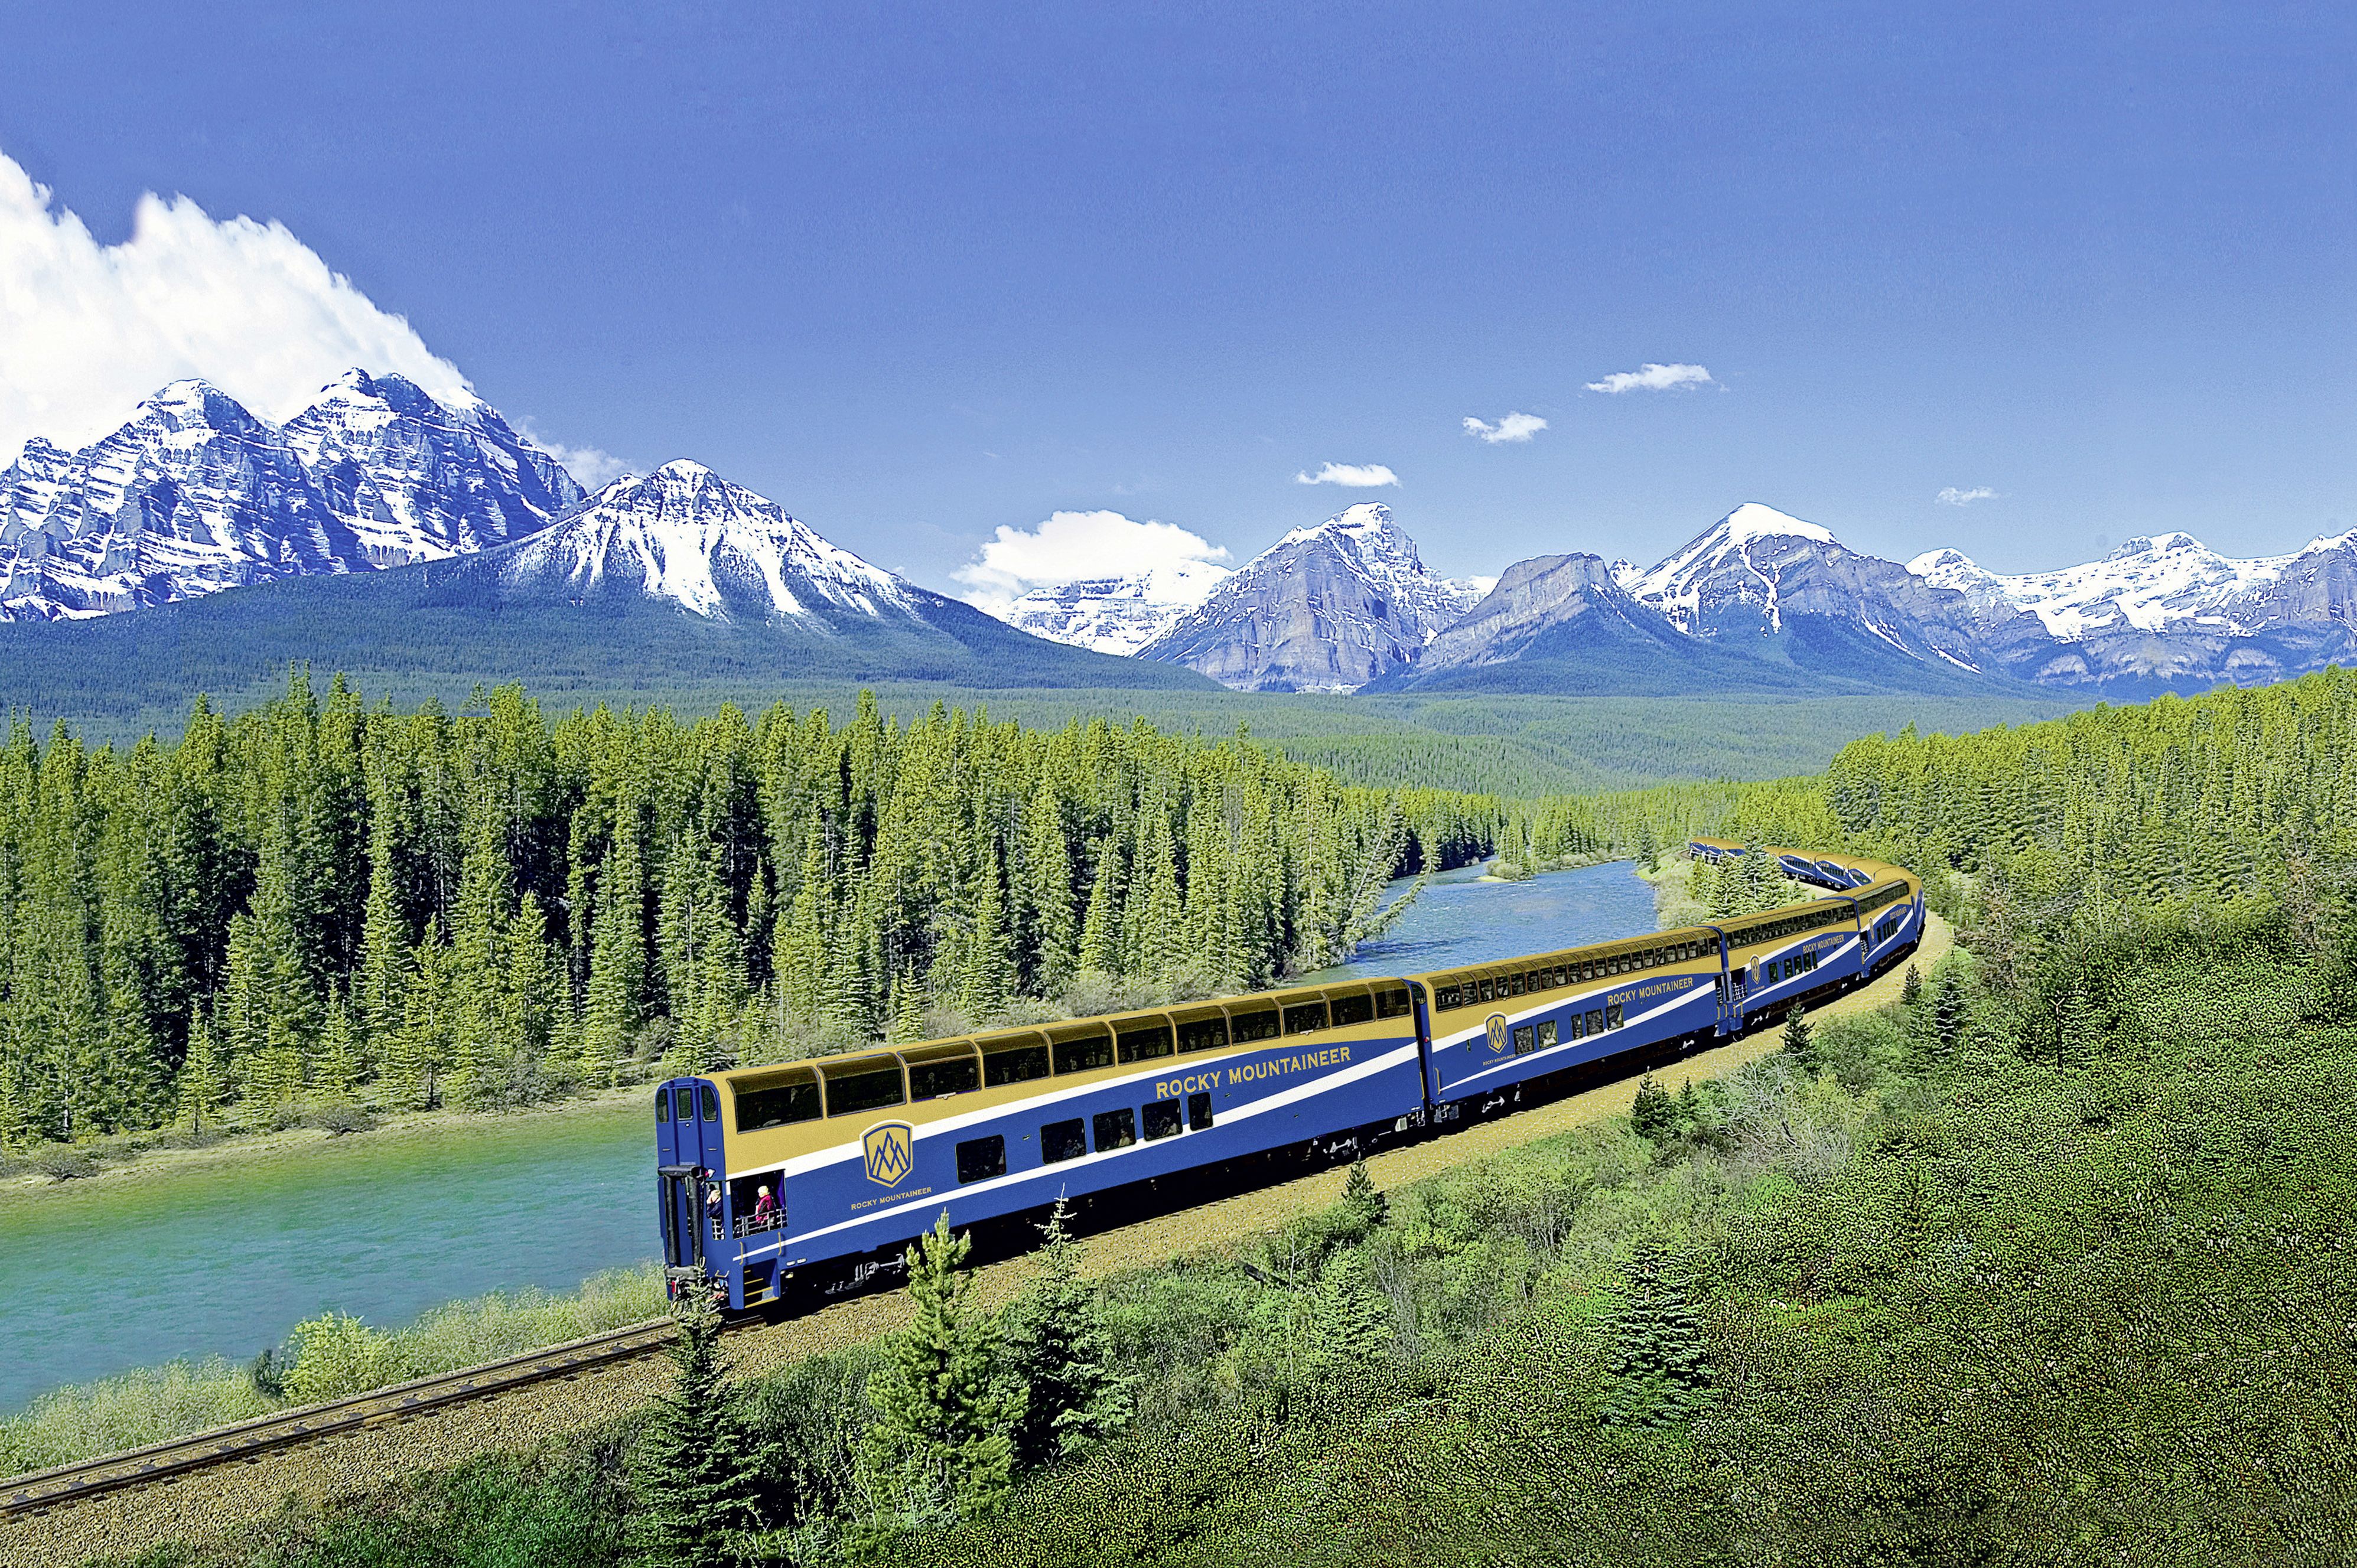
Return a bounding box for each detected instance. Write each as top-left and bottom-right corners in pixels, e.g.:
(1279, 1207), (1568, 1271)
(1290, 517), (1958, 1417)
(2, 1), (2350, 595)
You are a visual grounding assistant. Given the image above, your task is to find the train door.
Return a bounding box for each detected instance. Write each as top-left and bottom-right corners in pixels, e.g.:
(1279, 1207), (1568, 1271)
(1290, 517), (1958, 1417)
(655, 1080), (719, 1274)
(1704, 926), (1736, 1037)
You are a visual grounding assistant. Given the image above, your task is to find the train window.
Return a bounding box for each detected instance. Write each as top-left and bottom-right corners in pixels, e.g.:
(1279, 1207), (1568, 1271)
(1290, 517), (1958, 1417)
(956, 1135), (1006, 1184)
(1538, 1019), (1558, 1047)
(1117, 1024), (1174, 1064)
(908, 1054), (980, 1101)
(1566, 1012), (1584, 1040)
(1508, 973), (1525, 997)
(728, 1175), (783, 1237)
(1586, 1008), (1606, 1035)
(821, 1061), (906, 1117)
(1283, 1001), (1329, 1035)
(1606, 1002), (1625, 1029)
(656, 1087), (672, 1123)
(1230, 1008), (1281, 1044)
(1041, 1118), (1086, 1163)
(1477, 977), (1496, 1003)
(1375, 986), (1413, 1019)
(1144, 1100), (1183, 1140)
(700, 1085), (721, 1122)
(734, 1071), (821, 1133)
(1051, 1027), (1114, 1075)
(982, 1042), (1051, 1087)
(1093, 1109), (1137, 1152)
(1512, 1025), (1534, 1055)
(1330, 992), (1374, 1027)
(1187, 1090), (1215, 1130)
(1176, 1015), (1229, 1054)
(673, 1084), (695, 1122)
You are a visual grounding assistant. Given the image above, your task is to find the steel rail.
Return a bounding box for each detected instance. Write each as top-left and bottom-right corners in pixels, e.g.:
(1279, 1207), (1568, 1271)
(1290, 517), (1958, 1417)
(0, 1315), (688, 1518)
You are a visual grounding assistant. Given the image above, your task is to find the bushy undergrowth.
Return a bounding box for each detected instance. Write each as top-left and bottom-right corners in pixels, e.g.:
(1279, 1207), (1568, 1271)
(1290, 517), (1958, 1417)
(1, 1266), (665, 1476)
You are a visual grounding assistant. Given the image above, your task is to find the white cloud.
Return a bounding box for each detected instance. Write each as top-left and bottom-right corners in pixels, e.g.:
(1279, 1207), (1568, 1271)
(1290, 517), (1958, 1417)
(1936, 486), (1998, 507)
(510, 418), (633, 489)
(1462, 412), (1547, 444)
(953, 509), (1232, 613)
(1295, 461), (1401, 487)
(0, 149), (487, 465)
(1583, 362), (1715, 395)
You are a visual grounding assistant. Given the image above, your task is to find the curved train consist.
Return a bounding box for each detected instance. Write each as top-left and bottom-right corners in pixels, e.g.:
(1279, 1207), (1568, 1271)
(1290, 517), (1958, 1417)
(654, 841), (1923, 1306)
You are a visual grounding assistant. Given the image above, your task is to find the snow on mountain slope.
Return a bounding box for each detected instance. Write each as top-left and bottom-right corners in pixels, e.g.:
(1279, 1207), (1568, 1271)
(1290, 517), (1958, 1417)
(1626, 502), (1838, 633)
(0, 372), (583, 620)
(282, 370), (582, 566)
(1908, 532), (2327, 639)
(1000, 558), (1233, 655)
(486, 461), (924, 622)
(1138, 503), (1482, 692)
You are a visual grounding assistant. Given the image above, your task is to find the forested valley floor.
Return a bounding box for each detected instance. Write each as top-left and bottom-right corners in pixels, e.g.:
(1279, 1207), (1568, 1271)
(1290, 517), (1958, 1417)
(23, 667), (2357, 1566)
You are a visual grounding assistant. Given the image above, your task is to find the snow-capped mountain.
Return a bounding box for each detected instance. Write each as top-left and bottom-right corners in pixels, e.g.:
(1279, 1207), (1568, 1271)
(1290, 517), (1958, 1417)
(1624, 502), (2021, 677)
(0, 373), (584, 620)
(998, 558), (1234, 656)
(1910, 530), (2357, 688)
(470, 460), (926, 623)
(282, 370), (582, 566)
(1137, 503), (1487, 692)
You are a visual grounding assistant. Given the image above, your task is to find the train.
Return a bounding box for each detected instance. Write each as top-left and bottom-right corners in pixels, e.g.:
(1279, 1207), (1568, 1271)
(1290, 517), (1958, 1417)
(653, 841), (1923, 1306)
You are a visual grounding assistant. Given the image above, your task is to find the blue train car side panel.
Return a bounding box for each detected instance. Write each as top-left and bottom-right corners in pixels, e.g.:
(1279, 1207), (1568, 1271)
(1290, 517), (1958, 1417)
(1424, 967), (1720, 1103)
(729, 1029), (1424, 1288)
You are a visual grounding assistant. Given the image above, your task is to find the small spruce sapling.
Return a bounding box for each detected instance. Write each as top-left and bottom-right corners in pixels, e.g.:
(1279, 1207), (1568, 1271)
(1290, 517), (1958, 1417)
(629, 1282), (769, 1567)
(1601, 1239), (1715, 1429)
(1338, 1158), (1388, 1234)
(1001, 1199), (1132, 1471)
(1630, 1075), (1679, 1143)
(1933, 970), (1968, 1058)
(1779, 1009), (1817, 1071)
(1900, 964), (1923, 1007)
(858, 1214), (1023, 1524)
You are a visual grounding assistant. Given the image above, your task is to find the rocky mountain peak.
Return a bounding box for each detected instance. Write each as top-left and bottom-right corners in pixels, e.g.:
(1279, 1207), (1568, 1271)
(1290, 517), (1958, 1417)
(0, 370), (584, 620)
(1138, 505), (1480, 692)
(488, 459), (916, 622)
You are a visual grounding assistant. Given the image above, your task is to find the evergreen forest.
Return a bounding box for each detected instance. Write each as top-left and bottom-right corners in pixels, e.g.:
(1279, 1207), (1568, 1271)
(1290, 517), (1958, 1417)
(0, 674), (1531, 1151)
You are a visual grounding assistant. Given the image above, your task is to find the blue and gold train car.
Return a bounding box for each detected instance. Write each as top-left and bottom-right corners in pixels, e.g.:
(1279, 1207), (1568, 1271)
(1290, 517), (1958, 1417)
(659, 843), (1925, 1306)
(1409, 925), (1726, 1116)
(658, 977), (1426, 1306)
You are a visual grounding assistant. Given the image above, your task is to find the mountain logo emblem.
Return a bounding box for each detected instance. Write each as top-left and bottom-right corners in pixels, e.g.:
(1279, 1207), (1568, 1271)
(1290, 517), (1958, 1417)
(1485, 1013), (1509, 1054)
(862, 1122), (915, 1188)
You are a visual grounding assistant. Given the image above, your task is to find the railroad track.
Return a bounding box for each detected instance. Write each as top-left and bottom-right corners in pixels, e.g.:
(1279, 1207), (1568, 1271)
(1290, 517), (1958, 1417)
(0, 1315), (686, 1519)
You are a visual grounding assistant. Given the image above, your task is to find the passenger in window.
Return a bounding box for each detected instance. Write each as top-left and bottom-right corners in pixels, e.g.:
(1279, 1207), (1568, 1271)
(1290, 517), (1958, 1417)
(752, 1185), (778, 1230)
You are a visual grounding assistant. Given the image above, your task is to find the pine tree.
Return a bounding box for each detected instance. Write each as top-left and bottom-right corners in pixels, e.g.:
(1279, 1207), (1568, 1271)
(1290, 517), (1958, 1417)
(582, 800), (648, 1074)
(629, 1283), (769, 1566)
(1000, 1200), (1131, 1470)
(1074, 837), (1122, 978)
(1780, 1008), (1817, 1071)
(1933, 970), (1968, 1058)
(858, 1214), (1024, 1524)
(1630, 1075), (1679, 1143)
(1019, 781), (1076, 994)
(1900, 964), (1923, 1007)
(1601, 1239), (1714, 1429)
(1337, 1158), (1387, 1235)
(1304, 1248), (1391, 1381)
(177, 1008), (227, 1132)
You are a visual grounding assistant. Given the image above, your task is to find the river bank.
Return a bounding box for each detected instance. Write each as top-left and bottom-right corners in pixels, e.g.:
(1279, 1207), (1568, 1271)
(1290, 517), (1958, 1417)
(0, 1084), (652, 1206)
